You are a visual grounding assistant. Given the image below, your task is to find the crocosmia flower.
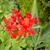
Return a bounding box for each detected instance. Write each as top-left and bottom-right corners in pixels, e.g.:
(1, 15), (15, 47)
(3, 8), (39, 39)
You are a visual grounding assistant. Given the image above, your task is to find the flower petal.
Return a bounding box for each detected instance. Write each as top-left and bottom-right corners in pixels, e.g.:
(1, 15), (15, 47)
(24, 31), (27, 38)
(28, 29), (35, 36)
(9, 31), (16, 39)
(34, 17), (39, 25)
(6, 24), (11, 31)
(11, 24), (17, 30)
(17, 29), (22, 36)
(24, 18), (29, 26)
(26, 12), (32, 19)
(3, 17), (8, 24)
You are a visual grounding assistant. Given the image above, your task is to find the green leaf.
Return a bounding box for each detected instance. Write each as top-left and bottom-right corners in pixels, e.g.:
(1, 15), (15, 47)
(26, 36), (34, 47)
(1, 21), (5, 27)
(38, 26), (50, 49)
(10, 44), (22, 50)
(4, 42), (11, 50)
(33, 25), (41, 29)
(0, 31), (10, 42)
(10, 39), (17, 46)
(20, 37), (26, 48)
(32, 0), (38, 17)
(0, 37), (4, 43)
(0, 31), (5, 43)
(37, 43), (44, 49)
(41, 28), (50, 41)
(3, 31), (10, 40)
(0, 43), (5, 50)
(26, 47), (33, 50)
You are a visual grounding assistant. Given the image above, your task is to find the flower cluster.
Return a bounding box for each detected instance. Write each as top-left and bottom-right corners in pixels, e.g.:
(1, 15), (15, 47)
(3, 8), (38, 39)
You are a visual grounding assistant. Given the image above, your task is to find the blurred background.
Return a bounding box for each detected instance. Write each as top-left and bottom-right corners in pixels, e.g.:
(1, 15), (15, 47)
(0, 0), (50, 50)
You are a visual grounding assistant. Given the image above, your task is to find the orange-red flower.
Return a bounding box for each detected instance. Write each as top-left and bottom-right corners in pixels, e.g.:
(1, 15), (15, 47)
(3, 8), (39, 39)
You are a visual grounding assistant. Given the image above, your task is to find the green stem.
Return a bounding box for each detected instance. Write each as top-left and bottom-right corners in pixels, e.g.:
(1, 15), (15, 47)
(32, 0), (38, 17)
(34, 28), (42, 50)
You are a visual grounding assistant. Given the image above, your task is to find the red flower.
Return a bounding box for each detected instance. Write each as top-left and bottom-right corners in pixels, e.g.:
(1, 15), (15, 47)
(24, 31), (27, 38)
(27, 29), (35, 36)
(11, 24), (17, 31)
(9, 16), (16, 25)
(9, 31), (16, 39)
(3, 17), (8, 24)
(12, 8), (18, 15)
(26, 12), (32, 19)
(6, 24), (11, 31)
(3, 8), (39, 39)
(34, 17), (39, 25)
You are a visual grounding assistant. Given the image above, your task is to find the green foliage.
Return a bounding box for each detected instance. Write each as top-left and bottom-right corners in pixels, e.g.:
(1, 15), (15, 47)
(16, 0), (33, 17)
(0, 0), (18, 23)
(0, 0), (50, 50)
(16, 0), (50, 24)
(32, 0), (38, 17)
(37, 0), (50, 24)
(1, 21), (5, 27)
